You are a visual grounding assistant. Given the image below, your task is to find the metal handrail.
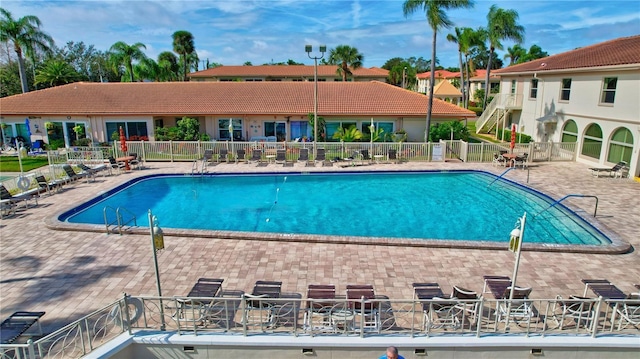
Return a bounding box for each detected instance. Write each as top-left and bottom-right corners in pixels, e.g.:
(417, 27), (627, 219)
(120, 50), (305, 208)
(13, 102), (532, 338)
(487, 167), (516, 187)
(535, 194), (599, 218)
(116, 207), (137, 234)
(103, 206), (119, 234)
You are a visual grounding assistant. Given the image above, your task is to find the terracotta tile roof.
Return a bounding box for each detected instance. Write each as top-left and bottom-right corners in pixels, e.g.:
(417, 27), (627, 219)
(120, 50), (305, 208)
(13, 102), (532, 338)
(0, 81), (475, 118)
(468, 69), (500, 81)
(433, 81), (462, 97)
(417, 69), (460, 79)
(188, 65), (388, 79)
(495, 35), (640, 74)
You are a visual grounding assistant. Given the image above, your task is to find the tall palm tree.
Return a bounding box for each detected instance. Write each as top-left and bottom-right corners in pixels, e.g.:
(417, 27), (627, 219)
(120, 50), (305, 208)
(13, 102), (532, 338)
(157, 51), (179, 80)
(171, 30), (195, 81)
(446, 27), (466, 107)
(403, 0), (474, 142)
(504, 44), (526, 65)
(457, 27), (481, 108)
(0, 8), (54, 93)
(108, 41), (146, 82)
(482, 5), (524, 109)
(34, 59), (82, 87)
(327, 45), (363, 82)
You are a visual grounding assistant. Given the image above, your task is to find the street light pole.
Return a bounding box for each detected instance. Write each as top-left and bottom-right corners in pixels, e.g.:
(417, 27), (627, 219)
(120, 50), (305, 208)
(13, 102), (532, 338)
(306, 45), (326, 159)
(402, 66), (407, 89)
(148, 210), (166, 331)
(505, 212), (527, 329)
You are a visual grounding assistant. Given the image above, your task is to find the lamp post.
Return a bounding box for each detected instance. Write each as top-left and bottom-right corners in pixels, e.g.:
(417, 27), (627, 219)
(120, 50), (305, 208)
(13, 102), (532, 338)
(228, 119), (234, 159)
(148, 210), (166, 331)
(305, 44), (326, 159)
(505, 212), (527, 329)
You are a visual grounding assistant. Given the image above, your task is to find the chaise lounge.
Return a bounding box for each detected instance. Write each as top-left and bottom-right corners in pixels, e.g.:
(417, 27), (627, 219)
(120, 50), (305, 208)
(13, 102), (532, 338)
(589, 161), (628, 178)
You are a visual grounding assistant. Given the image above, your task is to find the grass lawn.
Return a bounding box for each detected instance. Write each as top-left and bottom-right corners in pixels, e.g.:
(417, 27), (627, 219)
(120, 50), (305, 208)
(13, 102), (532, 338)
(0, 155), (49, 172)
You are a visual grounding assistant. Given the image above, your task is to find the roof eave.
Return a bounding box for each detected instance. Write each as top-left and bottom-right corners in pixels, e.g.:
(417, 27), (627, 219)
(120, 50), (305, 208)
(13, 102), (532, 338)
(496, 63), (640, 76)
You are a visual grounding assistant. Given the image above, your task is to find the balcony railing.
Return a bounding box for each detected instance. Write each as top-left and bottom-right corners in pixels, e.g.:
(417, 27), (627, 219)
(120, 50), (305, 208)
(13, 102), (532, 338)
(1, 294), (637, 358)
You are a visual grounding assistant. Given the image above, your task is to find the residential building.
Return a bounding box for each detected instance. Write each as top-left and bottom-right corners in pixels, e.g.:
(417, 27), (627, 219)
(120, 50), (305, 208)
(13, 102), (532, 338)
(479, 35), (640, 177)
(416, 69), (459, 93)
(187, 65), (389, 82)
(468, 69), (500, 103)
(0, 81), (474, 146)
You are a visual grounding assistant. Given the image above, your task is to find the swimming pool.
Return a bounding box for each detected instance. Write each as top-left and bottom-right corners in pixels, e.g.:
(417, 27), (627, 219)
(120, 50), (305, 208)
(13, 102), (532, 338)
(59, 171), (614, 247)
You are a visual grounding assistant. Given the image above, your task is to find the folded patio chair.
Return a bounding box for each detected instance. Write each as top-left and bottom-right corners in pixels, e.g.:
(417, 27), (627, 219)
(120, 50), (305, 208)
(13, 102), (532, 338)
(298, 148), (311, 166)
(275, 149), (287, 165)
(248, 149), (263, 164)
(346, 284), (379, 331)
(235, 149), (246, 164)
(0, 311), (45, 344)
(0, 184), (38, 208)
(553, 295), (597, 331)
(589, 161), (627, 178)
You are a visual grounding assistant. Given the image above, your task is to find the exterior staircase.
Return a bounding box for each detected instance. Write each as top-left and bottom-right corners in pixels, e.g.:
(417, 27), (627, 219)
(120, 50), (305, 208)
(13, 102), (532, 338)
(476, 94), (523, 134)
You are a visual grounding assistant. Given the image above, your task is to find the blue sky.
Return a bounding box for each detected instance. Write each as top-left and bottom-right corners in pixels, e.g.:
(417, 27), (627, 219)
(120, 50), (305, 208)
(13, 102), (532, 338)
(3, 0), (639, 69)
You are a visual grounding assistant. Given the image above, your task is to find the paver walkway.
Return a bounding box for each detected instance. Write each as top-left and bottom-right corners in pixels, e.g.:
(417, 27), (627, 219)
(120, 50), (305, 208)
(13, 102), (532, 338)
(1, 160), (638, 332)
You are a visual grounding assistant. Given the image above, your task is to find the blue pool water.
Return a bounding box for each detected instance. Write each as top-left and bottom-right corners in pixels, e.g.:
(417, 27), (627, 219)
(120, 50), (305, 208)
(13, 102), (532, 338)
(61, 171), (610, 246)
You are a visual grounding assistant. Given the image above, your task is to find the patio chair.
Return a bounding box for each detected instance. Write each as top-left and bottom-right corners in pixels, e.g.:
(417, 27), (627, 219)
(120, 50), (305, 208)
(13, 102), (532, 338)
(108, 156), (126, 174)
(218, 148), (229, 163)
(360, 149), (371, 164)
(78, 163), (106, 177)
(0, 311), (45, 344)
(412, 283), (452, 330)
(202, 290), (244, 330)
(298, 148), (311, 166)
(492, 153), (506, 167)
(315, 148), (327, 166)
(35, 175), (63, 196)
(387, 149), (399, 164)
(275, 149), (287, 165)
(428, 297), (464, 330)
(63, 164), (92, 183)
(271, 292), (302, 328)
(235, 149), (246, 164)
(552, 295), (597, 331)
(249, 149), (263, 164)
(346, 284), (379, 332)
(175, 278), (225, 326)
(243, 280), (282, 329)
(0, 184), (38, 208)
(304, 284), (340, 332)
(514, 153), (529, 169)
(451, 285), (480, 323)
(582, 279), (640, 329)
(589, 161), (627, 178)
(496, 286), (534, 324)
(128, 153), (141, 169)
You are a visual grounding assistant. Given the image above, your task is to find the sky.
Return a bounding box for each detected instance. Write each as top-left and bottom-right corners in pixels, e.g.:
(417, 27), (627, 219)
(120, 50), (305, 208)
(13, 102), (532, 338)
(2, 0), (640, 69)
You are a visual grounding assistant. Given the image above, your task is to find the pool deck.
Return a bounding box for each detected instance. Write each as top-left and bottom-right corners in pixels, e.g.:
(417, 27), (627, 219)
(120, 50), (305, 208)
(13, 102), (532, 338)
(1, 160), (639, 332)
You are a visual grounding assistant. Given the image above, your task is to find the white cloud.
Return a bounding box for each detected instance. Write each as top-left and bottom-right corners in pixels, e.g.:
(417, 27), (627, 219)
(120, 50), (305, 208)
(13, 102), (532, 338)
(252, 40), (268, 50)
(352, 0), (361, 29)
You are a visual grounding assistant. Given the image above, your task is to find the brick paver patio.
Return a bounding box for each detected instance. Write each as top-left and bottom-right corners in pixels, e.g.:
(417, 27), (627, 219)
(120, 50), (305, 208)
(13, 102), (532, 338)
(1, 160), (638, 332)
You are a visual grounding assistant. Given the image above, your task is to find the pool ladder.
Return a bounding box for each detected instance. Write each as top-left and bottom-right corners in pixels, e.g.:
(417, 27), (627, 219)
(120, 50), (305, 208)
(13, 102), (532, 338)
(487, 167), (517, 187)
(104, 206), (138, 235)
(534, 194), (599, 218)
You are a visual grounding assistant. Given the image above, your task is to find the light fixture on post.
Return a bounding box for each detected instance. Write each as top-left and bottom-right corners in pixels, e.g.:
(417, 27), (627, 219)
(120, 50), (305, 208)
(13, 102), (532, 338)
(305, 44), (326, 160)
(402, 66), (407, 89)
(505, 212), (527, 329)
(228, 119), (234, 158)
(148, 210), (166, 331)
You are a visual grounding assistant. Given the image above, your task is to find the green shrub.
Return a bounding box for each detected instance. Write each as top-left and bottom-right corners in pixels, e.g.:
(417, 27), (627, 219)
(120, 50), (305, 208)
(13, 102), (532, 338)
(48, 139), (65, 150)
(468, 106), (483, 116)
(73, 138), (92, 146)
(496, 128), (532, 143)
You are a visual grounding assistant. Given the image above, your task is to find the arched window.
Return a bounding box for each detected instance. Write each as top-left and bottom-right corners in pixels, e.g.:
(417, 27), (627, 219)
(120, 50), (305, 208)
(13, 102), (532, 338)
(561, 120), (578, 142)
(581, 123), (602, 159)
(607, 127), (633, 164)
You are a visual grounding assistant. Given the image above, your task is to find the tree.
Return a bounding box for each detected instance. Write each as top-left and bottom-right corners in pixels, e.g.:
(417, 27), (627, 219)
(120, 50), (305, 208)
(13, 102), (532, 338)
(307, 113), (326, 141)
(469, 44), (503, 70)
(35, 59), (82, 87)
(482, 5), (524, 109)
(243, 61), (253, 66)
(172, 30), (195, 81)
(382, 57), (404, 71)
(458, 27), (483, 108)
(287, 59), (303, 65)
(332, 125), (363, 142)
(109, 41), (146, 82)
(158, 51), (179, 80)
(327, 45), (363, 81)
(0, 61), (23, 97)
(388, 61), (417, 89)
(429, 120), (470, 142)
(504, 44), (526, 65)
(518, 44), (548, 64)
(403, 0), (474, 142)
(447, 27), (466, 106)
(0, 8), (54, 93)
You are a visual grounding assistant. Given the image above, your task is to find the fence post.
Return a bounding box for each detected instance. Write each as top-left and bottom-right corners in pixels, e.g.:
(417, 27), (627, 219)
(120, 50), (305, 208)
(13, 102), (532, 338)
(591, 296), (603, 338)
(141, 142), (146, 164)
(27, 339), (35, 359)
(547, 142), (553, 162)
(197, 140), (202, 159)
(169, 140), (174, 162)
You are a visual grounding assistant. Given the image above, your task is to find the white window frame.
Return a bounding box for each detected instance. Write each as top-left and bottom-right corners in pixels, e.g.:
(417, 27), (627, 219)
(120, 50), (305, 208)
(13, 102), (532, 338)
(599, 77), (617, 105)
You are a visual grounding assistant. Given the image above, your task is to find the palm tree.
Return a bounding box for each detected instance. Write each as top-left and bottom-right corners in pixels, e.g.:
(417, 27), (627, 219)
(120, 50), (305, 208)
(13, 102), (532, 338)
(157, 51), (179, 80)
(109, 41), (146, 82)
(403, 0), (474, 142)
(446, 27), (466, 107)
(482, 5), (524, 109)
(327, 45), (363, 82)
(504, 44), (526, 65)
(34, 59), (82, 87)
(0, 9), (54, 93)
(172, 30), (195, 81)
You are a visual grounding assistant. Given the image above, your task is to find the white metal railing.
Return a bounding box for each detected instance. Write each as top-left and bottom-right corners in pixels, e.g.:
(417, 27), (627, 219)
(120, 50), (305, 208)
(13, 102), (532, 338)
(475, 94), (524, 134)
(1, 294), (636, 358)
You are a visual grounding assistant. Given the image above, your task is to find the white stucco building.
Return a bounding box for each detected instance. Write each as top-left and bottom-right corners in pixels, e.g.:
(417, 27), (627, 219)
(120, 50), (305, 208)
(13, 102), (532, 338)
(479, 35), (640, 178)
